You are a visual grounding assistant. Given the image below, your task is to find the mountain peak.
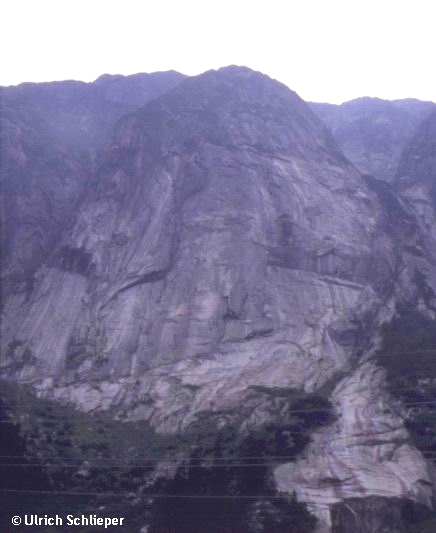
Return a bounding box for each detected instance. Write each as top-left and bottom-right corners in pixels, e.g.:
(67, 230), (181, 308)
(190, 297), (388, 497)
(117, 64), (343, 165)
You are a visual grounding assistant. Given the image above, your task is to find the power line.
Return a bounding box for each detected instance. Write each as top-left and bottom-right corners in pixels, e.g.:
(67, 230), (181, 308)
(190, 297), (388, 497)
(387, 387), (436, 393)
(0, 454), (288, 463)
(5, 447), (435, 462)
(374, 349), (436, 356)
(2, 397), (435, 427)
(0, 488), (295, 500)
(0, 454), (304, 462)
(0, 454), (303, 461)
(1, 460), (436, 470)
(1, 447), (436, 462)
(0, 462), (278, 469)
(404, 400), (436, 407)
(0, 405), (335, 421)
(0, 403), (333, 422)
(1, 450), (436, 469)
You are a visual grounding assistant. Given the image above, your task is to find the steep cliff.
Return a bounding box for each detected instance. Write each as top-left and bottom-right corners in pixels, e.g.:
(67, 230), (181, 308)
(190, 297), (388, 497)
(395, 110), (436, 237)
(311, 98), (435, 182)
(1, 67), (435, 532)
(0, 71), (185, 297)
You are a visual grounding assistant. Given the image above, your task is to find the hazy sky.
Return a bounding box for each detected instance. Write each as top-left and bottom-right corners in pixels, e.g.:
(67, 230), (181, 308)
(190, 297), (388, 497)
(2, 0), (435, 104)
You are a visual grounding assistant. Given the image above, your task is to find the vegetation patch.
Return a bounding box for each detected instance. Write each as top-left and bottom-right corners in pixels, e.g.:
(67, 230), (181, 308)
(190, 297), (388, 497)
(376, 307), (436, 454)
(0, 381), (332, 532)
(0, 381), (177, 532)
(147, 390), (334, 532)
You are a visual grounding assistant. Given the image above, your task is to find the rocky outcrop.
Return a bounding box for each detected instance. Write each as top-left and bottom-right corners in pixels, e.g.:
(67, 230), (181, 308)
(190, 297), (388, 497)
(275, 362), (434, 529)
(311, 98), (435, 182)
(1, 66), (435, 532)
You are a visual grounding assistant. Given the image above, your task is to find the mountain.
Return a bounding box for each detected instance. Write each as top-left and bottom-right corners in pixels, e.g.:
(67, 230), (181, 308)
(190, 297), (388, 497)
(311, 98), (436, 182)
(1, 67), (436, 533)
(0, 71), (185, 295)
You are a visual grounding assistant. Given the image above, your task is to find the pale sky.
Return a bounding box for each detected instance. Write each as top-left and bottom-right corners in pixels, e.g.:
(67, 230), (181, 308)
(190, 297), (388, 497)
(2, 0), (435, 104)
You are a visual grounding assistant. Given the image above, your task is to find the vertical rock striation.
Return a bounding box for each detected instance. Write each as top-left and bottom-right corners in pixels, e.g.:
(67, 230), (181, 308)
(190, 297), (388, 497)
(0, 71), (185, 296)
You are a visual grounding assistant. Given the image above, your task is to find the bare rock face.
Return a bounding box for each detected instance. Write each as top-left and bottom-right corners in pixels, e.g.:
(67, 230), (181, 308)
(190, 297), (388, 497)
(395, 110), (436, 238)
(275, 362), (434, 527)
(0, 71), (185, 295)
(311, 98), (435, 182)
(1, 67), (436, 531)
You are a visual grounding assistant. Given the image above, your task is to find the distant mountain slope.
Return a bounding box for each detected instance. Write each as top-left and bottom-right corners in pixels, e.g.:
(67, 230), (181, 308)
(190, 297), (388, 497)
(311, 97), (436, 181)
(395, 109), (436, 238)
